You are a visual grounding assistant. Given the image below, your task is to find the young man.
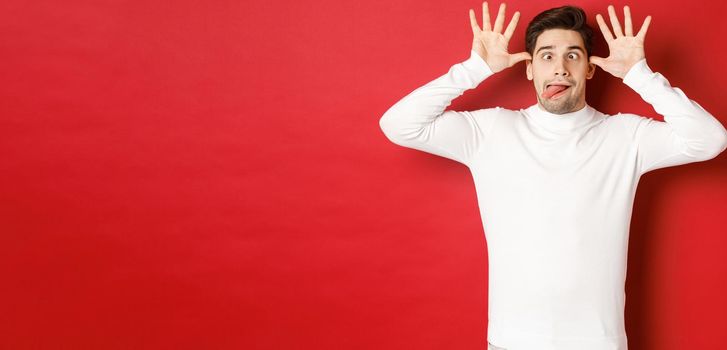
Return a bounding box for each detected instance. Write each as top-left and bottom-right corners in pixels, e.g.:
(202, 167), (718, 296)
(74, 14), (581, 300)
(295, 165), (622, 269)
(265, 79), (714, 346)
(379, 3), (727, 350)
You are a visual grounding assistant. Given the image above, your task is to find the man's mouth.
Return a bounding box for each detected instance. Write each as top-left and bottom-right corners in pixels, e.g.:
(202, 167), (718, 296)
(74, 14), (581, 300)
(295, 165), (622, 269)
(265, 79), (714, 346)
(542, 83), (571, 99)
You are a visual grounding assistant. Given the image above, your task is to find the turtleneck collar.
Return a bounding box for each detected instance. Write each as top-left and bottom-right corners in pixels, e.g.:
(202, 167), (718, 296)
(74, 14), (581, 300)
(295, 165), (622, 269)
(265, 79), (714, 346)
(523, 103), (598, 133)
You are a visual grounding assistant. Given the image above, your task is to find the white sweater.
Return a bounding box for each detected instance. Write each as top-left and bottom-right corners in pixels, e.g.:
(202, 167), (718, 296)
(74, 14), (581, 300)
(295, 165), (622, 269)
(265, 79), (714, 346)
(379, 50), (727, 350)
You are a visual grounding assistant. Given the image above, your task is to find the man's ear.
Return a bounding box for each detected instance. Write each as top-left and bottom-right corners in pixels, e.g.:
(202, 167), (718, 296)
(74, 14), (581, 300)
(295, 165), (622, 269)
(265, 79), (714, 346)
(526, 60), (533, 80)
(586, 61), (596, 79)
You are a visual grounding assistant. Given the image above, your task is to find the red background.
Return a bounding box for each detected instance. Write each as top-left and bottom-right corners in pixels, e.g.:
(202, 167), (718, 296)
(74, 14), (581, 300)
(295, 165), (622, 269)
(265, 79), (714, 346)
(2, 0), (726, 349)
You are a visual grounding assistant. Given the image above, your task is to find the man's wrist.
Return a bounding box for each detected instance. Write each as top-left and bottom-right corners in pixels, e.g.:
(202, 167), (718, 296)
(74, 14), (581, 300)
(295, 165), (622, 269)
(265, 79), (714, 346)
(462, 49), (495, 81)
(622, 58), (653, 91)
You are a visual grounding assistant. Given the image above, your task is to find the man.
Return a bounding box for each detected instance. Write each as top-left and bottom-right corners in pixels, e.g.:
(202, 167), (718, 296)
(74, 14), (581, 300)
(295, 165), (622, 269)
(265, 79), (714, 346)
(378, 2), (727, 350)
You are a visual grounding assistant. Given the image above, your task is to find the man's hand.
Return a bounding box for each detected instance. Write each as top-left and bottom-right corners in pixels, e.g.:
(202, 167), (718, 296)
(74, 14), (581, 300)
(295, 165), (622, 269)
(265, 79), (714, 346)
(590, 5), (652, 79)
(469, 1), (531, 73)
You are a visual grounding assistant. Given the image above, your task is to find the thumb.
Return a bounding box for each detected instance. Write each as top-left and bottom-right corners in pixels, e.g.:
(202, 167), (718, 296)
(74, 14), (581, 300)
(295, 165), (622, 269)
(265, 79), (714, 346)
(589, 55), (606, 68)
(509, 52), (532, 66)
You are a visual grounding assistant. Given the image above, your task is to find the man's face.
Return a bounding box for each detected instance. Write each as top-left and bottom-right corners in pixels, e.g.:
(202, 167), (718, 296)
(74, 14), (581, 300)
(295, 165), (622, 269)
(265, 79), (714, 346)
(526, 29), (595, 114)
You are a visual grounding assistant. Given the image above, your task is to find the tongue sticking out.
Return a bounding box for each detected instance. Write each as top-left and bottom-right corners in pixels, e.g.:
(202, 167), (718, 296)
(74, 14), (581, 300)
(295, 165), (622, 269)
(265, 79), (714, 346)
(541, 85), (569, 99)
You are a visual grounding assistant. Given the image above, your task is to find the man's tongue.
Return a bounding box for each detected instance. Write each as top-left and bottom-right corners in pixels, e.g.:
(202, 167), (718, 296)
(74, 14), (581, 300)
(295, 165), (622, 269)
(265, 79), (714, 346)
(542, 85), (569, 99)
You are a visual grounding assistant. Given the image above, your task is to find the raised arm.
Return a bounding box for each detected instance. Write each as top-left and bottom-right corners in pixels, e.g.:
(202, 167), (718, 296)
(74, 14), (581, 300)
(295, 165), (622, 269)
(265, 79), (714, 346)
(591, 5), (727, 175)
(378, 1), (530, 166)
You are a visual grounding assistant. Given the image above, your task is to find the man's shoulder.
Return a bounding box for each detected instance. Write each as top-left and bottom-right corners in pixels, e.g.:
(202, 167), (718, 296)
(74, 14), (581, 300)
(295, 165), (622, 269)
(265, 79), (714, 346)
(470, 106), (527, 117)
(597, 110), (660, 140)
(596, 110), (655, 125)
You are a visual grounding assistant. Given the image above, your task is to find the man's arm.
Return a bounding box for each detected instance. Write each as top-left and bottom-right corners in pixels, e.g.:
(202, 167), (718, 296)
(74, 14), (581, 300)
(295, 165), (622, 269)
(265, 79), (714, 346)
(590, 5), (727, 175)
(621, 59), (727, 175)
(379, 50), (497, 166)
(379, 1), (530, 166)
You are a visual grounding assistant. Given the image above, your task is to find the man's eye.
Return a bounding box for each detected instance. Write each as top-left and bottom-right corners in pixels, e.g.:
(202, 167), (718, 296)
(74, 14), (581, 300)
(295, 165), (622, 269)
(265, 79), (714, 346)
(542, 54), (552, 60)
(568, 53), (579, 59)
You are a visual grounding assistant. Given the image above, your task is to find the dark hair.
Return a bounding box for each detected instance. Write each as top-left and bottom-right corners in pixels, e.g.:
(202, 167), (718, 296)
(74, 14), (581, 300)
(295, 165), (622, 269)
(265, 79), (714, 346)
(525, 5), (593, 57)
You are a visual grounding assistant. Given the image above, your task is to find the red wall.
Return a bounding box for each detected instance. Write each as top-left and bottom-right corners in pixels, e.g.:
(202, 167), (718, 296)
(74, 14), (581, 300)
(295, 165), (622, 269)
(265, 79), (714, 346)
(2, 0), (726, 349)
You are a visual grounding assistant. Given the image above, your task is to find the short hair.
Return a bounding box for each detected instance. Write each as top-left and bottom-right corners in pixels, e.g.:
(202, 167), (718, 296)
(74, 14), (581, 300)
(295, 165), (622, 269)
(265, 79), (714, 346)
(525, 5), (594, 57)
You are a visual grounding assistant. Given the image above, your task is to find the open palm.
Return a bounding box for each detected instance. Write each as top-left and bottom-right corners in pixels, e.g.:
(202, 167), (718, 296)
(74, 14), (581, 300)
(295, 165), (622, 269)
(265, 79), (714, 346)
(469, 1), (531, 73)
(590, 5), (652, 79)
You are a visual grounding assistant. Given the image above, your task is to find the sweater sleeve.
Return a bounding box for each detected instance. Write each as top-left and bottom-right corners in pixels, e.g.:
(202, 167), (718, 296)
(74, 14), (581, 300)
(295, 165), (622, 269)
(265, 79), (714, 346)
(378, 50), (500, 167)
(621, 59), (727, 175)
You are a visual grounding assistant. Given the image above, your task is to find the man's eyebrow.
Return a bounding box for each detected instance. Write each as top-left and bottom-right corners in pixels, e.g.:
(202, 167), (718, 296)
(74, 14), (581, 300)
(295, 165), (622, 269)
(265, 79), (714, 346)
(535, 45), (585, 54)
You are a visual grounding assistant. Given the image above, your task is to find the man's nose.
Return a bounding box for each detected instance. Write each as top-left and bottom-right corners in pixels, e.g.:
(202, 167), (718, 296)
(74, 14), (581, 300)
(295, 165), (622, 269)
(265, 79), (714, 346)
(554, 59), (569, 77)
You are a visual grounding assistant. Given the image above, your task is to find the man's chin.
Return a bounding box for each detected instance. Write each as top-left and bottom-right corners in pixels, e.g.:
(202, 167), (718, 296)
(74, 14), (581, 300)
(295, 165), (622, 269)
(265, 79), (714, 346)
(538, 95), (579, 115)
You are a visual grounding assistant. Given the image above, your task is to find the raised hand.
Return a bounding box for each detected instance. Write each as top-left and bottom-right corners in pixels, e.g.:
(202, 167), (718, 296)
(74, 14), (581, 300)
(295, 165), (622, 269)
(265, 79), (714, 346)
(469, 1), (531, 73)
(590, 5), (652, 79)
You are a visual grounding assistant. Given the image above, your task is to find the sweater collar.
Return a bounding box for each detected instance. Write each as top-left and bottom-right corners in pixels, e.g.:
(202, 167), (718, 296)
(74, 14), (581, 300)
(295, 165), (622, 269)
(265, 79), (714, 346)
(524, 103), (597, 132)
